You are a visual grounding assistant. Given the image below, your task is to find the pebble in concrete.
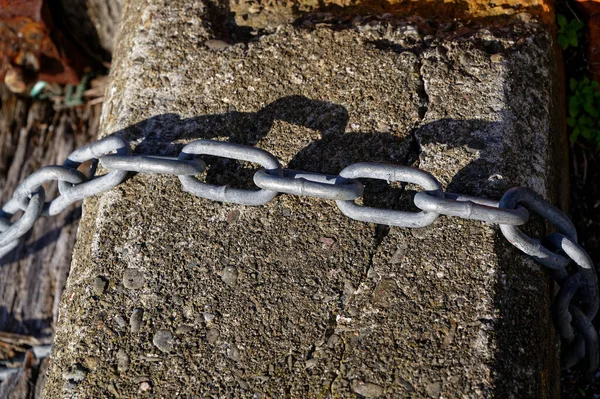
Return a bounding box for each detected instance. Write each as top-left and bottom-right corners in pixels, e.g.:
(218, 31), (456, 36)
(62, 363), (87, 391)
(130, 308), (143, 332)
(351, 380), (385, 398)
(206, 328), (219, 345)
(204, 39), (230, 51)
(426, 381), (442, 398)
(175, 325), (193, 334)
(117, 348), (130, 372)
(115, 315), (127, 329)
(153, 330), (174, 352)
(219, 266), (238, 288)
(122, 268), (145, 289)
(203, 312), (215, 324)
(140, 381), (151, 392)
(62, 363), (87, 382)
(62, 381), (78, 391)
(92, 276), (107, 296)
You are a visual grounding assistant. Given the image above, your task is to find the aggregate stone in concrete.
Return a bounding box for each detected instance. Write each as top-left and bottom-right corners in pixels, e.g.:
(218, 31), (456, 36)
(44, 1), (563, 397)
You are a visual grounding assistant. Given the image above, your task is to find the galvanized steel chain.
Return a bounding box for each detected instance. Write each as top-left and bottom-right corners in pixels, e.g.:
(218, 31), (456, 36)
(0, 136), (598, 373)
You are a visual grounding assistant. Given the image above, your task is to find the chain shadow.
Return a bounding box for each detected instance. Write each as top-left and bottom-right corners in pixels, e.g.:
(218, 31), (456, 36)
(117, 95), (417, 211)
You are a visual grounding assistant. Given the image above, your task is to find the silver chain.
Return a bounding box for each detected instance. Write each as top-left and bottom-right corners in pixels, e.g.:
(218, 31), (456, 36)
(1, 135), (598, 374)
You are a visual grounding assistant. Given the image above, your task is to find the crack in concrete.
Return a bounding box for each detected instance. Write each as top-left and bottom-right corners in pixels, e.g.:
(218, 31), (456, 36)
(365, 49), (430, 268)
(416, 53), (430, 122)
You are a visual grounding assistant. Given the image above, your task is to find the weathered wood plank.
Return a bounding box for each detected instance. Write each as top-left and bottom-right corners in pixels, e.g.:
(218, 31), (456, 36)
(0, 85), (99, 397)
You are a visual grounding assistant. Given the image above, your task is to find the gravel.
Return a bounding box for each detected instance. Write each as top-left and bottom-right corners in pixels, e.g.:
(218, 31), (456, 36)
(117, 349), (130, 372)
(351, 380), (385, 398)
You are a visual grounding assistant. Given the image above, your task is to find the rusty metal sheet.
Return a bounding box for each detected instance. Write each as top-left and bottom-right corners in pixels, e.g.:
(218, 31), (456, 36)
(0, 1), (81, 91)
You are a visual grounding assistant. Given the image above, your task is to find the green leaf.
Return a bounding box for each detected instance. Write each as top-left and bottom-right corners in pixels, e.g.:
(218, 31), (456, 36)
(591, 80), (599, 90)
(571, 20), (585, 32)
(569, 34), (578, 48)
(567, 117), (577, 127)
(583, 101), (598, 118)
(569, 96), (580, 117)
(558, 36), (570, 50)
(570, 78), (577, 91)
(557, 14), (567, 28)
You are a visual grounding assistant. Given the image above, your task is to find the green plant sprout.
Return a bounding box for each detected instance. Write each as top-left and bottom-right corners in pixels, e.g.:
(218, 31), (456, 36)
(557, 13), (584, 50)
(567, 77), (600, 148)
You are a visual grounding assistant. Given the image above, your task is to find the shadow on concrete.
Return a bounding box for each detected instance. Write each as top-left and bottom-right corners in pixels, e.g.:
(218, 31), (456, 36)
(119, 95), (418, 212)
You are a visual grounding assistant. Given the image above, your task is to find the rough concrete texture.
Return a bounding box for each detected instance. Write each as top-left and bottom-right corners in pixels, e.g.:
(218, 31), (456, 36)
(44, 1), (563, 397)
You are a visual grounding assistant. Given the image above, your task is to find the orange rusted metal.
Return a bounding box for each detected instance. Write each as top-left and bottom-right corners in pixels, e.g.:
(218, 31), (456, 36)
(0, 0), (82, 92)
(0, 0), (42, 20)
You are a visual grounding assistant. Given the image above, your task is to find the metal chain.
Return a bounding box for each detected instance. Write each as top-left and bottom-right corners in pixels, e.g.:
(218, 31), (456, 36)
(1, 136), (598, 374)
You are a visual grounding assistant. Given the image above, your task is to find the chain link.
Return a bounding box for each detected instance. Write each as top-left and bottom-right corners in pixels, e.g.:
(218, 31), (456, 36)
(178, 140), (282, 206)
(499, 187), (578, 269)
(413, 191), (530, 226)
(336, 162), (443, 228)
(100, 154), (206, 176)
(56, 136), (131, 215)
(0, 135), (597, 374)
(254, 169), (364, 201)
(0, 188), (45, 256)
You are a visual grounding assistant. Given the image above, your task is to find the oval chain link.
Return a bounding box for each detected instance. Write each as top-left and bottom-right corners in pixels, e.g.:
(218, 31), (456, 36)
(499, 187), (577, 269)
(414, 191), (530, 225)
(2, 166), (87, 216)
(56, 136), (131, 215)
(100, 154), (206, 176)
(335, 163), (443, 228)
(178, 140), (282, 206)
(254, 169), (363, 201)
(0, 188), (45, 248)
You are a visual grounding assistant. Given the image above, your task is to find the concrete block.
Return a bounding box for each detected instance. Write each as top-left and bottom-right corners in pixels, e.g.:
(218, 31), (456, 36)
(44, 1), (563, 397)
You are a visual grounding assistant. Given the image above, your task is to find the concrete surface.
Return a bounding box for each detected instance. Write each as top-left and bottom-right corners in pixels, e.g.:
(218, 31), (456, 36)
(44, 1), (563, 397)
